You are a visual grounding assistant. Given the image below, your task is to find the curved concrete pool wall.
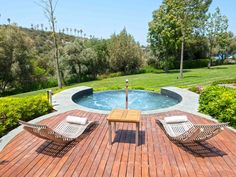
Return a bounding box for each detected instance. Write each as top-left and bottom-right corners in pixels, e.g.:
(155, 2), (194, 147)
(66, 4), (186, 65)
(52, 86), (199, 115)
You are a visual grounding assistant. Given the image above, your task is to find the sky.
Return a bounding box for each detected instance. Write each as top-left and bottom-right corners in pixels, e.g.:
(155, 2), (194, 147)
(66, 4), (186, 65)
(0, 0), (235, 45)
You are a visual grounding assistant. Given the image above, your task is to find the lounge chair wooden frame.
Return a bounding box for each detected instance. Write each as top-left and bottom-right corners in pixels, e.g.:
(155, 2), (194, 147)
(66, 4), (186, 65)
(19, 120), (94, 144)
(158, 119), (229, 143)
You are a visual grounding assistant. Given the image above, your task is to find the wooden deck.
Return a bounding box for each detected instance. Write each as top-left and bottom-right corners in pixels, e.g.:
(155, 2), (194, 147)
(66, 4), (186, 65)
(1, 110), (236, 177)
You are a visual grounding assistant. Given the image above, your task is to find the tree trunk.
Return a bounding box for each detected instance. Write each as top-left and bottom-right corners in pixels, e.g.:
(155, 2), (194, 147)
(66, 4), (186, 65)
(208, 45), (212, 69)
(179, 32), (185, 79)
(49, 0), (62, 89)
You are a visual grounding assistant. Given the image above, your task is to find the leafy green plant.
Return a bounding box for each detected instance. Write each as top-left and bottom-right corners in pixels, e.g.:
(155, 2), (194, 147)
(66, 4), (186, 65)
(189, 85), (204, 94)
(199, 86), (236, 127)
(0, 95), (52, 137)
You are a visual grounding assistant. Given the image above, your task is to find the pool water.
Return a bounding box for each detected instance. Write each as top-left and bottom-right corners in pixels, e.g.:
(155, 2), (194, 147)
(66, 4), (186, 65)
(73, 90), (179, 111)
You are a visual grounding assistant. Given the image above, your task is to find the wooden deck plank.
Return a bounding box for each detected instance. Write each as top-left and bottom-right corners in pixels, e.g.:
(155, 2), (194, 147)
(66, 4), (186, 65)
(48, 112), (101, 177)
(126, 123), (136, 177)
(70, 113), (107, 177)
(58, 114), (106, 177)
(1, 110), (236, 177)
(47, 112), (98, 176)
(86, 120), (118, 177)
(40, 112), (97, 177)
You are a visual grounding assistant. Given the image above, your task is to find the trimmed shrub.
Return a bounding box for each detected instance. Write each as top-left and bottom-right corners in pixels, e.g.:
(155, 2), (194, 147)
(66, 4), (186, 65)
(199, 86), (236, 127)
(0, 95), (52, 137)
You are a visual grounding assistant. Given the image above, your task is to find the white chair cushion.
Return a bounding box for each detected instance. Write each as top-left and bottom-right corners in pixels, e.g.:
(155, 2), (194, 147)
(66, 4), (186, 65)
(66, 115), (88, 125)
(164, 116), (188, 124)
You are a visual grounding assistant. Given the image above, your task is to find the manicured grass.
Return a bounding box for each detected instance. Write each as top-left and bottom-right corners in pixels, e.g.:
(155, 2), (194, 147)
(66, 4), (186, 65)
(13, 65), (236, 97)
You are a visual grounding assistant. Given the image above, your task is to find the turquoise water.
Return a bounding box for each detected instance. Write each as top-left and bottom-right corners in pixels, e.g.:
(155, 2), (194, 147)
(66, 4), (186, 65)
(74, 90), (179, 111)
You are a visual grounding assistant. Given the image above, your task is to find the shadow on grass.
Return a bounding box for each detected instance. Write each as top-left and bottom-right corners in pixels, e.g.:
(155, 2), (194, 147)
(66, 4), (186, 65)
(165, 69), (191, 74)
(183, 75), (201, 78)
(36, 122), (99, 157)
(210, 67), (228, 70)
(113, 130), (145, 146)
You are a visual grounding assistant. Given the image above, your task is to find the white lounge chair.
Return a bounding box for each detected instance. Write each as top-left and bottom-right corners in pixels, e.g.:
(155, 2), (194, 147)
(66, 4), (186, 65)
(19, 119), (95, 144)
(158, 116), (229, 143)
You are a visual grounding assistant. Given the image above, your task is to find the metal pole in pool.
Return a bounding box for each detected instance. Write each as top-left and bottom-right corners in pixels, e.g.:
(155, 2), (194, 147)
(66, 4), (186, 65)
(125, 79), (128, 109)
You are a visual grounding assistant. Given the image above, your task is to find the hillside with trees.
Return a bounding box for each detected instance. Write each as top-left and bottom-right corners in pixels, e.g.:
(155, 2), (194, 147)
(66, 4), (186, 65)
(1, 0), (236, 96)
(0, 25), (144, 96)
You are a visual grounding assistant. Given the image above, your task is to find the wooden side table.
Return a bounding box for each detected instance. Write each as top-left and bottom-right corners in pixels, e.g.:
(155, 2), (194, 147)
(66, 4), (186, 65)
(107, 109), (141, 146)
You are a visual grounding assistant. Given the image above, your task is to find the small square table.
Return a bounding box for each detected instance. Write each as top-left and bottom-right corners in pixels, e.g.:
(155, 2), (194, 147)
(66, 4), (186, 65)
(107, 109), (141, 145)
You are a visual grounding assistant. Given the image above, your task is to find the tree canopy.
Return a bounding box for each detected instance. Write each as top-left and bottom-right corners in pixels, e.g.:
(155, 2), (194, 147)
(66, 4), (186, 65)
(148, 0), (212, 76)
(108, 28), (144, 73)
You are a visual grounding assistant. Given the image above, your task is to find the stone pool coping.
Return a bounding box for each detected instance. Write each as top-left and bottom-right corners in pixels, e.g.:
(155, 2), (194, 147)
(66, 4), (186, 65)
(1, 86), (235, 151)
(53, 86), (199, 115)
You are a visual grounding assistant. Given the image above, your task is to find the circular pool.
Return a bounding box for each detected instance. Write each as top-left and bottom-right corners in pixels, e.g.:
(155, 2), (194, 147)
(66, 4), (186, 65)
(73, 90), (180, 111)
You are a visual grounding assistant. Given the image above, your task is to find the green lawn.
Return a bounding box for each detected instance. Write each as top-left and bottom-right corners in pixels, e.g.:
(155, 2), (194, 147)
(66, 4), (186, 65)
(14, 65), (236, 97)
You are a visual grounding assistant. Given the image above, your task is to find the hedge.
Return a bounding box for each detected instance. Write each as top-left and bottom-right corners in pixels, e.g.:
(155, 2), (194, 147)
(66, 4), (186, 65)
(0, 95), (52, 137)
(199, 86), (236, 127)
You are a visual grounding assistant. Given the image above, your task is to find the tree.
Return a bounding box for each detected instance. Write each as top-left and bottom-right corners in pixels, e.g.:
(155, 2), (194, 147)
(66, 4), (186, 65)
(7, 18), (11, 25)
(80, 29), (83, 37)
(229, 35), (236, 55)
(62, 39), (85, 82)
(41, 24), (44, 31)
(37, 0), (62, 88)
(148, 0), (212, 76)
(80, 48), (98, 79)
(108, 28), (143, 73)
(0, 26), (34, 93)
(206, 7), (228, 66)
(148, 2), (181, 72)
(84, 38), (109, 74)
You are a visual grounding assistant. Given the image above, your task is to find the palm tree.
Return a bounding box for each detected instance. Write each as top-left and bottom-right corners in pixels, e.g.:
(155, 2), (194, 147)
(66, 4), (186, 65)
(7, 18), (10, 24)
(41, 24), (44, 31)
(80, 29), (83, 37)
(31, 24), (34, 29)
(62, 28), (65, 34)
(45, 27), (48, 31)
(66, 27), (69, 34)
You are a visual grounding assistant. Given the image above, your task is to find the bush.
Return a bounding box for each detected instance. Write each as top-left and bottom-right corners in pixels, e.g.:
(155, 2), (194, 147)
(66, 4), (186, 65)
(0, 95), (52, 137)
(199, 86), (236, 127)
(189, 85), (204, 94)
